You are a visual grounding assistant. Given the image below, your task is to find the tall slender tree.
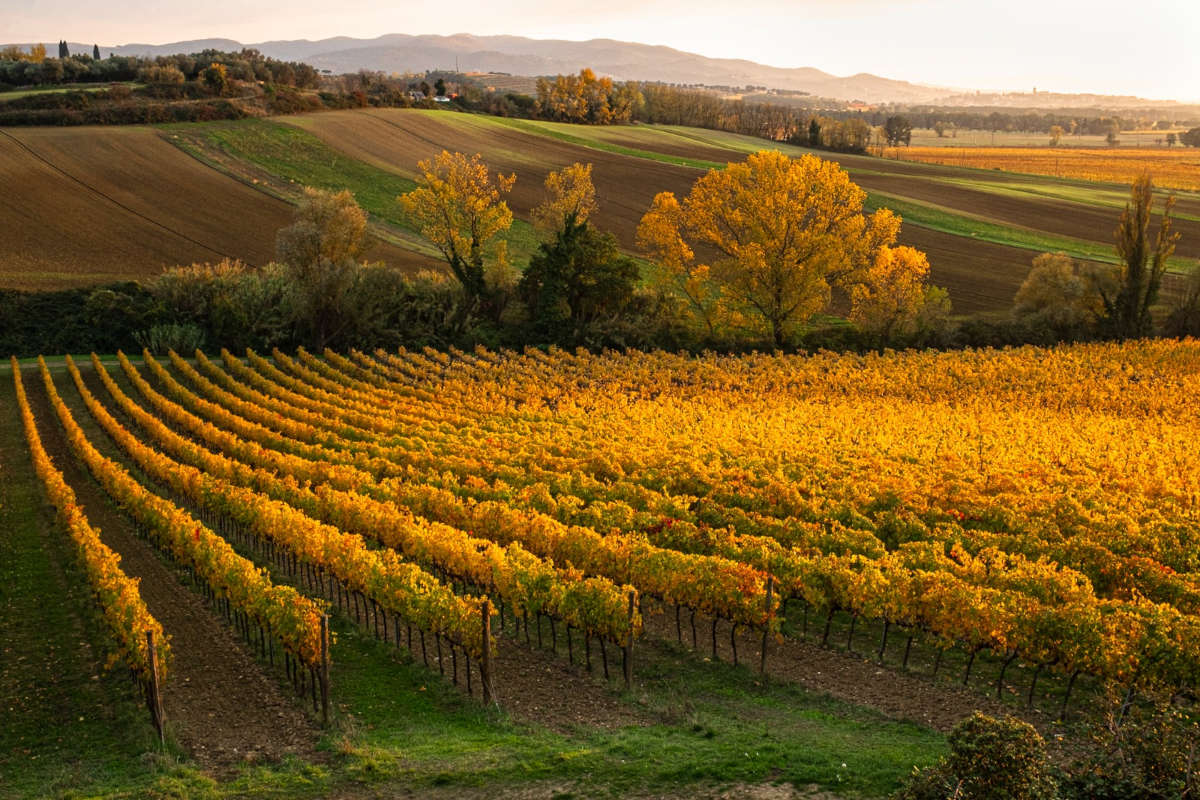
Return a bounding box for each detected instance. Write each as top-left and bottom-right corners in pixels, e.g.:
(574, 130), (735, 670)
(1099, 174), (1179, 339)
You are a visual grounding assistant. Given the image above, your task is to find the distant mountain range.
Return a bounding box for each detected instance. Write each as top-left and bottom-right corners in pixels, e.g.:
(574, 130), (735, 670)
(15, 34), (1181, 107)
(27, 34), (957, 104)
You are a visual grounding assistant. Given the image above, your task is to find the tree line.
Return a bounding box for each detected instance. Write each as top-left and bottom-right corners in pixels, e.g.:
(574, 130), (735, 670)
(0, 153), (1192, 362)
(0, 46), (318, 90)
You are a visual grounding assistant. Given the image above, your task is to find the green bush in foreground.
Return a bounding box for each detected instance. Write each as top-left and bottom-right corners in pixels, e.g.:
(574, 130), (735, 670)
(894, 713), (1059, 800)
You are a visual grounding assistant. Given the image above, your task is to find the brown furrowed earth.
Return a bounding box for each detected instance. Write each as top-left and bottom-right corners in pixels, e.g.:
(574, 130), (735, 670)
(507, 120), (1200, 261)
(27, 363), (322, 769)
(286, 109), (1053, 312)
(4, 110), (1196, 310)
(0, 126), (427, 290)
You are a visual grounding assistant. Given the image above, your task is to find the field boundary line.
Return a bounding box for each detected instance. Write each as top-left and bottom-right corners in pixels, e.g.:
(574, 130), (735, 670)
(0, 128), (235, 261)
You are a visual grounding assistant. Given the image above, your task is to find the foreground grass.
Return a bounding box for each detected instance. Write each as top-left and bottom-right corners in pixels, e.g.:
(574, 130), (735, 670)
(307, 616), (946, 798)
(0, 376), (167, 798)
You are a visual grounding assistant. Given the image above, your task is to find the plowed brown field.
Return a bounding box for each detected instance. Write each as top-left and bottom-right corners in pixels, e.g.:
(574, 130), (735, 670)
(0, 126), (423, 290)
(288, 110), (1055, 312)
(525, 122), (1200, 261)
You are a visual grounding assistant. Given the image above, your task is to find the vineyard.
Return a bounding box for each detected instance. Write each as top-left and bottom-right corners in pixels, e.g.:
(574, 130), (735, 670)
(883, 145), (1200, 191)
(10, 340), (1200, 796)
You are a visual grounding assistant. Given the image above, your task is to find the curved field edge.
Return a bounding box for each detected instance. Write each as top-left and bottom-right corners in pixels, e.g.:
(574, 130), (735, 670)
(465, 113), (1199, 270)
(166, 111), (1161, 271)
(162, 119), (541, 268)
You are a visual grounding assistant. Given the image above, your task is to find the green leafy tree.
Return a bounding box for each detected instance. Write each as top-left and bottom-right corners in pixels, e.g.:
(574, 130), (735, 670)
(519, 214), (639, 344)
(884, 115), (912, 146)
(434, 77), (446, 97)
(92, 43), (100, 60)
(275, 187), (373, 350)
(1099, 174), (1179, 339)
(1181, 127), (1200, 147)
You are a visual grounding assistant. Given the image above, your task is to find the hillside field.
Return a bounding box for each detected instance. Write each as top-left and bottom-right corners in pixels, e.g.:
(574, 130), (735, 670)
(885, 145), (1200, 192)
(3, 109), (1196, 312)
(6, 339), (1200, 798)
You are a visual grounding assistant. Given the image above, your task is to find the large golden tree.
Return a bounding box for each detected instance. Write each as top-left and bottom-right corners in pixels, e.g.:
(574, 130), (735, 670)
(638, 150), (907, 345)
(399, 151), (515, 308)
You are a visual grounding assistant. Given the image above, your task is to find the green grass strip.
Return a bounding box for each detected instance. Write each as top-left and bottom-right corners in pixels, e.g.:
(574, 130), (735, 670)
(169, 118), (541, 266)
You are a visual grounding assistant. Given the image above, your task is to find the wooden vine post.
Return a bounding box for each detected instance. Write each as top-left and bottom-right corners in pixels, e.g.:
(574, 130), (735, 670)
(480, 599), (494, 706)
(623, 590), (636, 691)
(760, 575), (774, 679)
(319, 614), (330, 726)
(146, 630), (165, 744)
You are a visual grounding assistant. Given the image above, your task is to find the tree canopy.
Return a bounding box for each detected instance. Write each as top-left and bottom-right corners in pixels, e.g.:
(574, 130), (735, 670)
(638, 150), (908, 345)
(399, 150), (515, 310)
(531, 162), (597, 238)
(1100, 174), (1179, 339)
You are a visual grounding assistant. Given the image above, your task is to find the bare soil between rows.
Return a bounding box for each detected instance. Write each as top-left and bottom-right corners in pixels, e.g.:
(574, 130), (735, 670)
(25, 369), (322, 771)
(82, 361), (651, 733)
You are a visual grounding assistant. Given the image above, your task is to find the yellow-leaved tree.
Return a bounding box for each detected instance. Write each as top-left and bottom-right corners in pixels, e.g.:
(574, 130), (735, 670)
(849, 245), (949, 340)
(399, 151), (516, 312)
(637, 150), (905, 346)
(636, 191), (722, 336)
(532, 162), (597, 238)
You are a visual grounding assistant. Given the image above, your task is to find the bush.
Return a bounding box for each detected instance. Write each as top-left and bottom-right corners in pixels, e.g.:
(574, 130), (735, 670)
(893, 713), (1060, 800)
(1059, 702), (1199, 800)
(133, 322), (205, 355)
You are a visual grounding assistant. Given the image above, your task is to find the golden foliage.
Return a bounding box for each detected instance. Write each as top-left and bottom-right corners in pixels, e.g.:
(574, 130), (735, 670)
(532, 162), (597, 237)
(276, 187), (367, 268)
(885, 146), (1200, 192)
(1013, 252), (1105, 325)
(638, 150), (904, 344)
(400, 151), (515, 297)
(849, 245), (937, 337)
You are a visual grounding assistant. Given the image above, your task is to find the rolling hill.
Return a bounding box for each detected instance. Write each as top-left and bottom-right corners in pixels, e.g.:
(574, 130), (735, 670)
(7, 108), (1196, 311)
(37, 33), (955, 104)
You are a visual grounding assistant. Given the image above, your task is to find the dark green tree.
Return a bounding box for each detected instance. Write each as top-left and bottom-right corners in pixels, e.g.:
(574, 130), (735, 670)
(1181, 127), (1200, 147)
(519, 214), (640, 343)
(1099, 173), (1179, 339)
(808, 118), (821, 147)
(434, 77), (446, 96)
(884, 115), (912, 146)
(58, 40), (69, 59)
(93, 43), (100, 60)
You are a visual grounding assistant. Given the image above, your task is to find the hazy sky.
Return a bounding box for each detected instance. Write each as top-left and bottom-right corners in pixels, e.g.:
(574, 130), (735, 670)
(5, 0), (1198, 101)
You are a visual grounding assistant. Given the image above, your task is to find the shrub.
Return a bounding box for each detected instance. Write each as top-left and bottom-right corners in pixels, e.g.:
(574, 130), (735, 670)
(893, 713), (1060, 800)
